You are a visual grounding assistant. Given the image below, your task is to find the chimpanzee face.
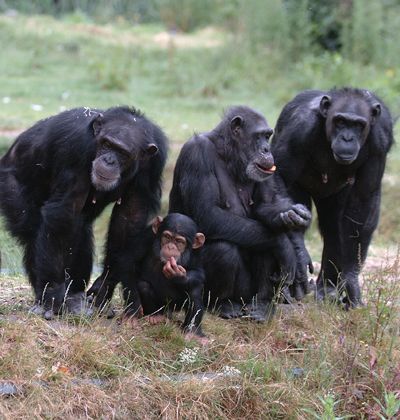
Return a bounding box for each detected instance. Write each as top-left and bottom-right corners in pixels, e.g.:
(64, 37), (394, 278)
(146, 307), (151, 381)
(90, 114), (158, 191)
(320, 95), (381, 165)
(152, 214), (205, 266)
(230, 113), (275, 182)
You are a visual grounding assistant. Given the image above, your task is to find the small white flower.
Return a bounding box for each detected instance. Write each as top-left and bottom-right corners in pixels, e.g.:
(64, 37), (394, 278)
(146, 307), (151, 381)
(61, 91), (70, 101)
(181, 123), (189, 130)
(31, 104), (43, 111)
(220, 365), (241, 376)
(59, 106), (67, 112)
(2, 96), (11, 104)
(178, 347), (199, 364)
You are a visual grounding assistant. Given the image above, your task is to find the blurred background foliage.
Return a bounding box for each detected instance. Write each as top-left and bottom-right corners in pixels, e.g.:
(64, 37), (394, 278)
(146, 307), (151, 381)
(0, 0), (399, 270)
(2, 0), (400, 67)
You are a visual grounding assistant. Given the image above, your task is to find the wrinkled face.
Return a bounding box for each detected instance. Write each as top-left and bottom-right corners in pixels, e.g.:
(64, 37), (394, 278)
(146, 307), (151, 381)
(230, 114), (275, 182)
(91, 115), (158, 191)
(159, 230), (187, 263)
(320, 95), (381, 165)
(152, 214), (205, 266)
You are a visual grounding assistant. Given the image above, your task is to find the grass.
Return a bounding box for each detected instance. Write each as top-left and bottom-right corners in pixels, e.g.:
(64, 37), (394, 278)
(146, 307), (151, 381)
(0, 12), (399, 419)
(0, 263), (399, 418)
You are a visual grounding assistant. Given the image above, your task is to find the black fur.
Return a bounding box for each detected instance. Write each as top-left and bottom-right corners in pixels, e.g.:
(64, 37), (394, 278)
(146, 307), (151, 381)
(169, 106), (312, 321)
(137, 213), (206, 336)
(272, 87), (393, 307)
(0, 106), (167, 318)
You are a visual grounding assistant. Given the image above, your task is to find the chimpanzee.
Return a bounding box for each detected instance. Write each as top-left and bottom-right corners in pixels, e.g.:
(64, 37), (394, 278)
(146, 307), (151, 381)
(169, 106), (312, 322)
(0, 106), (167, 319)
(271, 88), (393, 308)
(136, 213), (206, 339)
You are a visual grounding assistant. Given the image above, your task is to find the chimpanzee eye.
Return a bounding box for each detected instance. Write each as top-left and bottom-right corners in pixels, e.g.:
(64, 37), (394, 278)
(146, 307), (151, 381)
(162, 233), (173, 242)
(335, 118), (346, 128)
(101, 139), (112, 149)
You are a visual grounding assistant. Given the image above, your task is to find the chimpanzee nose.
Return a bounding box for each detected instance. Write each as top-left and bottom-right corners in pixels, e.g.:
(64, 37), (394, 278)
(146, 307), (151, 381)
(104, 154), (116, 165)
(341, 135), (354, 143)
(261, 144), (270, 154)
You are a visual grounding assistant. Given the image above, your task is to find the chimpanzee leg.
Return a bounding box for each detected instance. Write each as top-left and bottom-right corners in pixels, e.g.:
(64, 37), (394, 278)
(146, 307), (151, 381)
(67, 222), (93, 293)
(203, 241), (251, 318)
(121, 274), (143, 317)
(315, 193), (346, 303)
(340, 190), (380, 307)
(64, 222), (94, 315)
(137, 281), (163, 315)
(182, 285), (205, 336)
(247, 253), (276, 322)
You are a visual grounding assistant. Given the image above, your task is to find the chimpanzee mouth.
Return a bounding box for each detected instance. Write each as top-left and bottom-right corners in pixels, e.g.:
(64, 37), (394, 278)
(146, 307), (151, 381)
(97, 173), (119, 182)
(91, 171), (120, 191)
(333, 153), (356, 165)
(256, 163), (276, 174)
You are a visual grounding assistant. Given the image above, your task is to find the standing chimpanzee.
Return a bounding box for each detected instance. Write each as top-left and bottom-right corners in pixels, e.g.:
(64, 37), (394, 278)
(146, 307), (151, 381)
(169, 106), (312, 322)
(136, 213), (206, 340)
(271, 88), (393, 308)
(0, 106), (167, 319)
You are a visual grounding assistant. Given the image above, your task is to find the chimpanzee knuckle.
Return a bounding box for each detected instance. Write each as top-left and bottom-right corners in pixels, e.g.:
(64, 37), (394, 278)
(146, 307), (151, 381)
(280, 212), (292, 226)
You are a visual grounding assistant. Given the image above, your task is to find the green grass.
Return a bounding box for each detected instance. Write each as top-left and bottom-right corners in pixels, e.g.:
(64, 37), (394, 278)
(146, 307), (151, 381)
(0, 13), (399, 418)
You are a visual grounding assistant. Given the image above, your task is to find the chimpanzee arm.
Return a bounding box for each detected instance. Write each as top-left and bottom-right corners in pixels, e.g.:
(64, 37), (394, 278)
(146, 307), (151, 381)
(91, 156), (164, 312)
(254, 178), (312, 231)
(34, 170), (90, 307)
(170, 139), (282, 250)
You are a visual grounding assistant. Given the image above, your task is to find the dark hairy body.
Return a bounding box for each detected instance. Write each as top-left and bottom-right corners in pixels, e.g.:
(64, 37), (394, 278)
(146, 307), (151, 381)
(169, 106), (312, 321)
(137, 213), (206, 338)
(271, 87), (393, 307)
(0, 106), (167, 319)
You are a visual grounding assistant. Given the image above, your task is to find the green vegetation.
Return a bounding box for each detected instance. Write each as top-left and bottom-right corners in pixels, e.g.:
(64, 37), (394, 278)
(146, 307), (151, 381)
(0, 2), (399, 418)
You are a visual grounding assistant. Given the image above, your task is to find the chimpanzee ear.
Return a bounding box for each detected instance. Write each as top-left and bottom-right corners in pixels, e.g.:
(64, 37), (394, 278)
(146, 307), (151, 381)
(371, 102), (381, 124)
(230, 115), (244, 136)
(319, 95), (331, 118)
(92, 114), (103, 136)
(146, 143), (159, 156)
(152, 216), (163, 234)
(192, 233), (205, 249)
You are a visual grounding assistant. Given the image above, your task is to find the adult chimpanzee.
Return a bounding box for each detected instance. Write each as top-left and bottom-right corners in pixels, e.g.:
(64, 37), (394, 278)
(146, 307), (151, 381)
(136, 213), (206, 339)
(271, 88), (393, 308)
(0, 106), (167, 319)
(169, 106), (312, 321)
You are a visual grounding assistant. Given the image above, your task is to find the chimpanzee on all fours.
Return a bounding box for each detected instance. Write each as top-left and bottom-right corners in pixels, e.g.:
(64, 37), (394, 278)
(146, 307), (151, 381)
(272, 88), (393, 308)
(0, 106), (167, 319)
(136, 213), (206, 339)
(169, 106), (313, 322)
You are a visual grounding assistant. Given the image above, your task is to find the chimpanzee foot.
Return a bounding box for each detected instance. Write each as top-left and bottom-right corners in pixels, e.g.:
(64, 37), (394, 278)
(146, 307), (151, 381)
(279, 286), (295, 304)
(44, 309), (56, 320)
(29, 302), (60, 320)
(29, 302), (45, 316)
(246, 302), (276, 322)
(218, 301), (245, 319)
(315, 281), (341, 304)
(64, 292), (94, 317)
(342, 296), (365, 311)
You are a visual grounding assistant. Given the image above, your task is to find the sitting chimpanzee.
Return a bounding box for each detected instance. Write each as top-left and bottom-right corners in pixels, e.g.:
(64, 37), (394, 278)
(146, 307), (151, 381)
(0, 106), (167, 319)
(136, 213), (206, 340)
(271, 88), (393, 308)
(169, 106), (312, 321)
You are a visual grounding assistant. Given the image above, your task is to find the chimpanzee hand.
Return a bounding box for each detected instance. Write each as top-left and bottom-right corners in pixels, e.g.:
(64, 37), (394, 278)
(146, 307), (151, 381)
(280, 204), (311, 229)
(289, 238), (314, 301)
(163, 257), (187, 279)
(272, 235), (297, 286)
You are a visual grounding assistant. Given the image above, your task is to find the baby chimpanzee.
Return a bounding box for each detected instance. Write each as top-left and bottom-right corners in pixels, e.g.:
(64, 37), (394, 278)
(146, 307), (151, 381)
(137, 213), (206, 340)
